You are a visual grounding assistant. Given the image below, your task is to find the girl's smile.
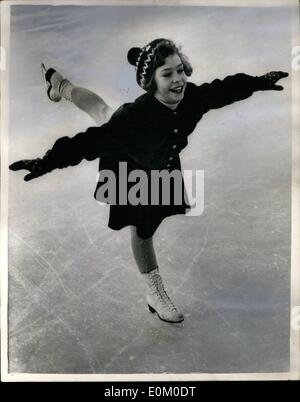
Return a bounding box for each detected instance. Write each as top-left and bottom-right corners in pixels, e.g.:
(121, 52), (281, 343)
(154, 54), (187, 106)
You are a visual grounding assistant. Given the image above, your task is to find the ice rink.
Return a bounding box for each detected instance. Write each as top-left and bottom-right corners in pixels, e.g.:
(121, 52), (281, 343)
(6, 4), (292, 374)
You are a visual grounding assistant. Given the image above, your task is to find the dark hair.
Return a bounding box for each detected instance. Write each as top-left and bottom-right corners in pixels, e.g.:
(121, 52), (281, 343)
(143, 40), (193, 93)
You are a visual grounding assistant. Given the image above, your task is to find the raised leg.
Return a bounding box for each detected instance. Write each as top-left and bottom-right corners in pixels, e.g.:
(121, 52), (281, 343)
(42, 63), (115, 125)
(71, 87), (114, 125)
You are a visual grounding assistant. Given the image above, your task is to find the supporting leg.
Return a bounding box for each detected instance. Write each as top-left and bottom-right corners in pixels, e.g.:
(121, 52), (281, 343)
(130, 226), (158, 274)
(130, 226), (184, 323)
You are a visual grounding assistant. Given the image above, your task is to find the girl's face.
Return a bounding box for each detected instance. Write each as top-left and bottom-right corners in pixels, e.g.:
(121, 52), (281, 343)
(154, 53), (187, 105)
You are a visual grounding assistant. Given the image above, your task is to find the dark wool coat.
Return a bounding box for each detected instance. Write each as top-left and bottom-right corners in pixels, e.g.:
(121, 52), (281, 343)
(44, 73), (264, 238)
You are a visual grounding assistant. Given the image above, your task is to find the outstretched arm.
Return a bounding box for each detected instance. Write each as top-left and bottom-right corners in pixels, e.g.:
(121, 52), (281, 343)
(9, 107), (130, 181)
(193, 71), (289, 113)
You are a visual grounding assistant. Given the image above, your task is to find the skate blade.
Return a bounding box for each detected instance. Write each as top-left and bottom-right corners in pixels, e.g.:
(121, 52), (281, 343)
(41, 62), (50, 89)
(148, 304), (185, 325)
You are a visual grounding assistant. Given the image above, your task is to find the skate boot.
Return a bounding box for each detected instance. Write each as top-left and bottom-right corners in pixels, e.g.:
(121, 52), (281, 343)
(143, 268), (184, 323)
(41, 62), (73, 102)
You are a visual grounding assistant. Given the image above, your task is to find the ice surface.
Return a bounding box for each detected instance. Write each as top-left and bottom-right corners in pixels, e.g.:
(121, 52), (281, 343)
(7, 4), (291, 374)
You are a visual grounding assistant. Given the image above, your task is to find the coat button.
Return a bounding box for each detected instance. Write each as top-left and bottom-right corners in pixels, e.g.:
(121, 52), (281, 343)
(169, 156), (173, 161)
(172, 145), (177, 149)
(173, 128), (178, 133)
(173, 111), (177, 115)
(166, 164), (170, 168)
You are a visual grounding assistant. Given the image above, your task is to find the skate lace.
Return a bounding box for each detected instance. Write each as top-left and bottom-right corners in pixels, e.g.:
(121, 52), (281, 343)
(150, 274), (178, 312)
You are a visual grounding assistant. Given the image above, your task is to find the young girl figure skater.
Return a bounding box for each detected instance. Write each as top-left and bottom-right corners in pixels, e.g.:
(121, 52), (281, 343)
(10, 38), (288, 323)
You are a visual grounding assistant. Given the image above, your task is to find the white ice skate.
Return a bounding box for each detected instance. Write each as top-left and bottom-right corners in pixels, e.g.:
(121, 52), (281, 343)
(41, 63), (73, 102)
(144, 269), (184, 323)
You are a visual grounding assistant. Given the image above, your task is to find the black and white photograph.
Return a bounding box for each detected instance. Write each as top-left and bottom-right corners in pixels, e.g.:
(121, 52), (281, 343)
(1, 0), (299, 381)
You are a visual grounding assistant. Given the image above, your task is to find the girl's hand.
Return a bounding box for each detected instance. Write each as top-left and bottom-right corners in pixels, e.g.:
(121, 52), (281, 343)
(9, 158), (48, 181)
(259, 71), (289, 90)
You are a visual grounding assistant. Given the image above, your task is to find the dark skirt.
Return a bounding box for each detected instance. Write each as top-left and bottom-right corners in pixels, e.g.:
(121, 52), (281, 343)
(94, 154), (190, 239)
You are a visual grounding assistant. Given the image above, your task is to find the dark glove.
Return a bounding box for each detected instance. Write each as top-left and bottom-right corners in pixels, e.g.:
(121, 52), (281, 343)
(9, 155), (51, 181)
(258, 71), (289, 91)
